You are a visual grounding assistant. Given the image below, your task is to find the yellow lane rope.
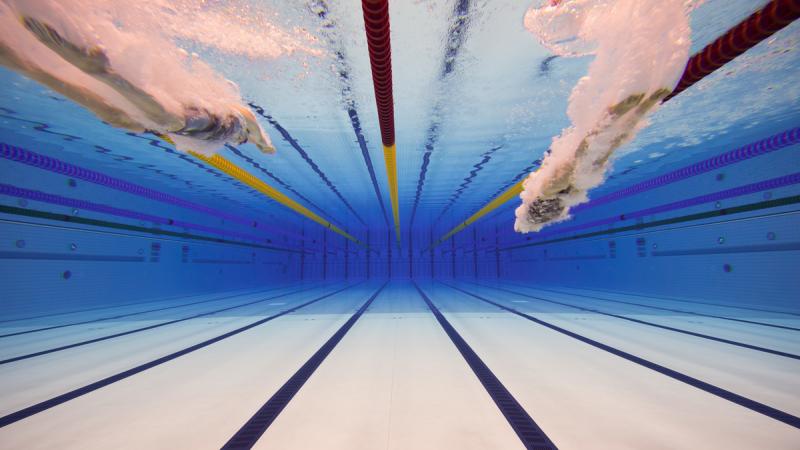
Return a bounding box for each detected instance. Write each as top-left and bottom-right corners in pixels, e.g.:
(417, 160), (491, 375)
(190, 151), (363, 245)
(156, 134), (363, 246)
(430, 180), (524, 250)
(383, 144), (401, 245)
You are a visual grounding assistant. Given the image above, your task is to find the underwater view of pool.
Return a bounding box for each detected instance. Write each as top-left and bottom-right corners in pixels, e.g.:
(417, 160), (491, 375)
(0, 1), (798, 448)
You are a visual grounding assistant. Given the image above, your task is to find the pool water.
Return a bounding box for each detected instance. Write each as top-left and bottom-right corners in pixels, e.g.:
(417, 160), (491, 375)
(0, 1), (798, 449)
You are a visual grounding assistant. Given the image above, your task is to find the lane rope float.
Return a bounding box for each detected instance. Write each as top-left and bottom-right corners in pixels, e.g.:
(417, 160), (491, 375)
(362, 0), (401, 246)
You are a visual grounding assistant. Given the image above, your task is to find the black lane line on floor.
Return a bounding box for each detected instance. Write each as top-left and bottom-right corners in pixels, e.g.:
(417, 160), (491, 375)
(467, 282), (800, 361)
(0, 283), (360, 429)
(578, 285), (800, 318)
(414, 282), (557, 450)
(221, 281), (388, 450)
(0, 285), (295, 339)
(442, 283), (800, 430)
(502, 283), (800, 332)
(0, 284), (332, 365)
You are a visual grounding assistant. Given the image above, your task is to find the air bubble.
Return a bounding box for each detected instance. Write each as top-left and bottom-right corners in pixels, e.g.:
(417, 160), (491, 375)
(717, 237), (725, 244)
(70, 243), (77, 251)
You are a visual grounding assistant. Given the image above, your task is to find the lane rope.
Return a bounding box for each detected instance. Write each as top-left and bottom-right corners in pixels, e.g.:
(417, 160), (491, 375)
(362, 0), (401, 245)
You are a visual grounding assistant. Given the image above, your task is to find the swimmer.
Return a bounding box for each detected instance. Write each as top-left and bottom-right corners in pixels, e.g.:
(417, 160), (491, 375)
(515, 0), (691, 232)
(0, 10), (274, 155)
(519, 89), (671, 228)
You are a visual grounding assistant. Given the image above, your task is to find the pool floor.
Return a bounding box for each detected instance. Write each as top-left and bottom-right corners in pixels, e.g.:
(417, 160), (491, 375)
(0, 280), (798, 449)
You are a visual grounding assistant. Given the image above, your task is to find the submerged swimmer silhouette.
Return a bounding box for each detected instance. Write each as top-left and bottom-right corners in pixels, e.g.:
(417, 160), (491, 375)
(520, 89), (671, 227)
(515, 0), (691, 232)
(0, 13), (274, 155)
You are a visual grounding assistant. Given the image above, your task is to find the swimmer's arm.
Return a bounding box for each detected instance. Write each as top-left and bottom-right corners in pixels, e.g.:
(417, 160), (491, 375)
(21, 17), (184, 131)
(0, 42), (145, 132)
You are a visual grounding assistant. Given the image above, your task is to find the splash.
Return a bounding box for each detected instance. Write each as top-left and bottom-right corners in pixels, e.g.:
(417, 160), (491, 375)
(135, 0), (323, 60)
(514, 0), (697, 232)
(0, 0), (320, 155)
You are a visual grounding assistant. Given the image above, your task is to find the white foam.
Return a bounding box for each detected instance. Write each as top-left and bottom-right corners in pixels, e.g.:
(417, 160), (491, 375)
(514, 0), (698, 232)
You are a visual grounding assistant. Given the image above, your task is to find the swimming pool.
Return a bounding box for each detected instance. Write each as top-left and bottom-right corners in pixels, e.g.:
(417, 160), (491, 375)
(0, 1), (798, 448)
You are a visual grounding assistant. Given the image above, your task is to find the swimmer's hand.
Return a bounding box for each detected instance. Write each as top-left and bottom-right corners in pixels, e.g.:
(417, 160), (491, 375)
(237, 106), (276, 154)
(253, 139), (276, 155)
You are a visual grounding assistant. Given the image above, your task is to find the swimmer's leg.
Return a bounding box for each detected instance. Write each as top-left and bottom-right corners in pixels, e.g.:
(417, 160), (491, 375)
(22, 17), (184, 131)
(0, 41), (145, 131)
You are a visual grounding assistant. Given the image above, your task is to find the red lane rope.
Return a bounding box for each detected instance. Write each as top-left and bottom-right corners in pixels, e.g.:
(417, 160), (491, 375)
(362, 0), (395, 147)
(665, 0), (800, 102)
